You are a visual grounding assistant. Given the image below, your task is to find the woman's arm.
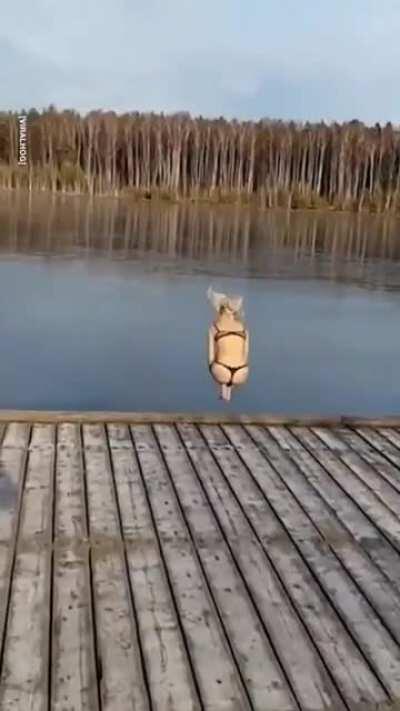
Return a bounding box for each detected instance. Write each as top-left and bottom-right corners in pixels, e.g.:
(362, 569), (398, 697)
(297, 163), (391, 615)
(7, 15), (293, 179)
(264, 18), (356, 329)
(244, 330), (250, 363)
(208, 325), (216, 365)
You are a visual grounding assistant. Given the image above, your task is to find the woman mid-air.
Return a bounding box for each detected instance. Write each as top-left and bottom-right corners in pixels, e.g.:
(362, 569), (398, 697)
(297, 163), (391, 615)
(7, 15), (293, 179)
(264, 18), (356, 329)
(207, 286), (249, 402)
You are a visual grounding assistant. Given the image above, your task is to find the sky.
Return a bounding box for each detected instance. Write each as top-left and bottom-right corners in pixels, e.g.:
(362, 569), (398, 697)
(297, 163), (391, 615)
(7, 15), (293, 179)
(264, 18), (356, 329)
(1, 0), (399, 124)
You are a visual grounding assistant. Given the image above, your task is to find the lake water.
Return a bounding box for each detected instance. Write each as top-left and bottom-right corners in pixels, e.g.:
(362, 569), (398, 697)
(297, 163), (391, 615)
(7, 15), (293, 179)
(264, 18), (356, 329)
(0, 191), (400, 415)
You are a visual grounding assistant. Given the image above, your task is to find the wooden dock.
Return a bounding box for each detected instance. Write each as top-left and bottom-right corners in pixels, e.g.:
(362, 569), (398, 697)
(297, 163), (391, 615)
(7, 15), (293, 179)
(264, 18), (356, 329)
(2, 414), (400, 710)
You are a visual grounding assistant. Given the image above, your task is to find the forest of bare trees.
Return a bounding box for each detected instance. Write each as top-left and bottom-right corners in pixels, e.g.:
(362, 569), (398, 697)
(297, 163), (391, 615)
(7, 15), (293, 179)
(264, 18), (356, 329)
(0, 107), (400, 213)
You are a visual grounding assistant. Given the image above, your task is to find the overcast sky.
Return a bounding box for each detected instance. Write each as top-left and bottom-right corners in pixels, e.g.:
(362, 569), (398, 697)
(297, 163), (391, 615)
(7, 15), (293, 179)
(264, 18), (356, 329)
(1, 0), (399, 123)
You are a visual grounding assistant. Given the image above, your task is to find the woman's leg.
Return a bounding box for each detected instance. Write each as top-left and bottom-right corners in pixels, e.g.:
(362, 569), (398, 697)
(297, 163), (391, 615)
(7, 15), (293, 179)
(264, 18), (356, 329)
(210, 362), (231, 384)
(221, 384), (232, 401)
(232, 366), (249, 386)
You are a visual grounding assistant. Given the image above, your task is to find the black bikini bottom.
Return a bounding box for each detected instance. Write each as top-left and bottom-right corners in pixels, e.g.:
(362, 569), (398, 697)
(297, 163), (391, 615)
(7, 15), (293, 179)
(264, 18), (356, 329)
(210, 361), (248, 387)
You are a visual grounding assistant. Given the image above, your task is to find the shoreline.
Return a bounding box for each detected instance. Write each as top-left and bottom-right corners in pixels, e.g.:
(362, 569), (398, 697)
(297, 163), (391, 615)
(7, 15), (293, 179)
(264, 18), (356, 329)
(1, 186), (399, 219)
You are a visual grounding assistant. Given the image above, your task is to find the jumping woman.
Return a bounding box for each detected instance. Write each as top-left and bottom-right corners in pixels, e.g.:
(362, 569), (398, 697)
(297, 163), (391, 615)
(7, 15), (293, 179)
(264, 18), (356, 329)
(207, 286), (249, 402)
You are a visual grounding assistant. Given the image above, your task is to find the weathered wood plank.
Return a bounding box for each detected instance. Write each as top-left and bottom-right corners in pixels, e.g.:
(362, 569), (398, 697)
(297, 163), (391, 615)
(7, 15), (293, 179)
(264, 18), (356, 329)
(0, 424), (29, 674)
(0, 411), (354, 424)
(108, 423), (201, 711)
(131, 424), (253, 711)
(82, 424), (149, 711)
(0, 424), (54, 710)
(82, 424), (120, 540)
(18, 425), (55, 542)
(107, 424), (155, 543)
(55, 423), (86, 542)
(239, 425), (400, 699)
(2, 410), (400, 426)
(155, 423), (297, 711)
(180, 424), (350, 710)
(2, 422), (31, 449)
(0, 426), (29, 546)
(51, 423), (98, 711)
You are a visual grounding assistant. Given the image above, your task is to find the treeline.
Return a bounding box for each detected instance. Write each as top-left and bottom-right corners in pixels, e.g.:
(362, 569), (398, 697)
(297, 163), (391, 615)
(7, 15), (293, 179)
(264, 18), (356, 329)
(1, 107), (400, 212)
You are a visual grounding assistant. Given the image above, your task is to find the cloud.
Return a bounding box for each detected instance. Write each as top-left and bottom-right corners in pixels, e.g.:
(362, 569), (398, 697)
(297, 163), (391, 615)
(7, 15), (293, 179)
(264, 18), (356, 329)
(1, 0), (399, 122)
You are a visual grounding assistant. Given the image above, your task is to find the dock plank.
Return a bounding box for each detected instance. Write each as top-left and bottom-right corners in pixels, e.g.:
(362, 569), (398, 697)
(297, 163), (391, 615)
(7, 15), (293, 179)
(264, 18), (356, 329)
(0, 425), (54, 711)
(0, 424), (30, 657)
(82, 424), (149, 711)
(51, 423), (98, 711)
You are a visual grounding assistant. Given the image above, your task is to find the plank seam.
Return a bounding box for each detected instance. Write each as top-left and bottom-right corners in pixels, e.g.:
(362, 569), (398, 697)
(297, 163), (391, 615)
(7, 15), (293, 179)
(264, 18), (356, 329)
(80, 424), (103, 711)
(104, 424), (153, 711)
(47, 425), (57, 711)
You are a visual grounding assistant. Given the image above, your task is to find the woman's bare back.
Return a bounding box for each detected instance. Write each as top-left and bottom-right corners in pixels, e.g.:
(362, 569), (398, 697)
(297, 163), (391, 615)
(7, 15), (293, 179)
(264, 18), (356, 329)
(213, 314), (247, 368)
(207, 286), (250, 395)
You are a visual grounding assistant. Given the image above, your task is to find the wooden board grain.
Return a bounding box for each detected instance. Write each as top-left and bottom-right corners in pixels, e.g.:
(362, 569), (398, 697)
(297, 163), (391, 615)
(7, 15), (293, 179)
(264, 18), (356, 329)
(51, 423), (98, 711)
(0, 424), (30, 660)
(0, 425), (54, 711)
(0, 419), (399, 711)
(1, 410), (400, 425)
(82, 424), (149, 711)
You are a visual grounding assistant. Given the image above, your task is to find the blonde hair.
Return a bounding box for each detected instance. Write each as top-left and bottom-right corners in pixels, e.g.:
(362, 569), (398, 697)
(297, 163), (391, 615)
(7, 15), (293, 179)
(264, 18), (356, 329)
(207, 286), (244, 319)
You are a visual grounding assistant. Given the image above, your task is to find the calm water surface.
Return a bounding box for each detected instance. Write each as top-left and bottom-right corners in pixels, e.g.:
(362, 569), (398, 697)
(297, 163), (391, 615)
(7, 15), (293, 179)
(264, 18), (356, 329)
(0, 191), (400, 415)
